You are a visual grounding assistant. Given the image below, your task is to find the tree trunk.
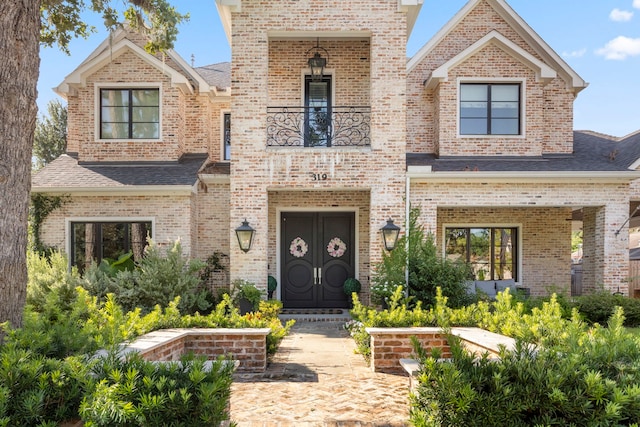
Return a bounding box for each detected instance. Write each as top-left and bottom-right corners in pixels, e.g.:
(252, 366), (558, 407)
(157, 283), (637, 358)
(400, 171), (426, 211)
(0, 0), (41, 328)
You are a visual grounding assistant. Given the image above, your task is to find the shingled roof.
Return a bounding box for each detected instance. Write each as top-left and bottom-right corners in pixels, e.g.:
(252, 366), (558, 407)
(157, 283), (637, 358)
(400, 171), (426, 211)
(407, 131), (640, 173)
(32, 154), (209, 191)
(194, 62), (231, 90)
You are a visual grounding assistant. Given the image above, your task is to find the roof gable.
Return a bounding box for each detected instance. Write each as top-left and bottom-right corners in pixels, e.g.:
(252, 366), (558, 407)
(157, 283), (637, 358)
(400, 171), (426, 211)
(55, 29), (226, 99)
(424, 30), (556, 89)
(408, 0), (587, 94)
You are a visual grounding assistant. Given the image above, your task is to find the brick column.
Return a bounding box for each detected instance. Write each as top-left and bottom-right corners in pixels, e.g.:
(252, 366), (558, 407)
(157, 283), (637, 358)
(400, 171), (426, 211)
(228, 17), (270, 289)
(583, 202), (629, 293)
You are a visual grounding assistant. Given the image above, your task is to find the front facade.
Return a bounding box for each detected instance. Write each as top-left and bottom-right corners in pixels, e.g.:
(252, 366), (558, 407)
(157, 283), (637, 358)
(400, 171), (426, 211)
(33, 0), (640, 306)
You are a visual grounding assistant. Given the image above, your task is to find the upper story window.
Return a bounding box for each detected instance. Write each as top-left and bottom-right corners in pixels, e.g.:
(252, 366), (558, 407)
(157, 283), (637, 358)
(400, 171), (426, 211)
(100, 88), (160, 139)
(305, 75), (331, 147)
(223, 112), (231, 160)
(460, 83), (520, 135)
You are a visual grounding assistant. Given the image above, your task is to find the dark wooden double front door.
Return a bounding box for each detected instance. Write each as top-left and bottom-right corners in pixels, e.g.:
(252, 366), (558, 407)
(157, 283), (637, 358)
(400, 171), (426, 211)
(281, 212), (355, 308)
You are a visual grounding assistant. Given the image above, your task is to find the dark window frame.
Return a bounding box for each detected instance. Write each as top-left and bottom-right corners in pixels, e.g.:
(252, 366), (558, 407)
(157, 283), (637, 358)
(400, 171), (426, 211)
(99, 88), (160, 139)
(70, 221), (152, 272)
(304, 75), (332, 147)
(223, 112), (231, 160)
(445, 226), (518, 282)
(459, 83), (521, 136)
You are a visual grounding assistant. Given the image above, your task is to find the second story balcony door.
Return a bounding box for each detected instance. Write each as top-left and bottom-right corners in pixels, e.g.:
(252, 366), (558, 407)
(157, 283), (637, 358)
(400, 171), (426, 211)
(305, 76), (332, 147)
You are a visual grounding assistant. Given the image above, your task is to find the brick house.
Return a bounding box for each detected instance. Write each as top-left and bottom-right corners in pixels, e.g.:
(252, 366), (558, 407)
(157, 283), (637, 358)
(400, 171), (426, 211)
(32, 0), (640, 307)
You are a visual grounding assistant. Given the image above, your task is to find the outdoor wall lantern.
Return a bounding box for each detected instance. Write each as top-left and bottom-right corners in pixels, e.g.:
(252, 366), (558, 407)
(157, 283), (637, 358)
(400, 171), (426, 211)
(307, 38), (328, 81)
(380, 218), (401, 251)
(235, 219), (255, 253)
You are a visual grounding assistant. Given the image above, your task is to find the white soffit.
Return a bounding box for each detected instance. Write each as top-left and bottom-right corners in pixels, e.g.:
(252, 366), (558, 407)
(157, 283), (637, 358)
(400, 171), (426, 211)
(399, 0), (424, 37)
(215, 0), (240, 45)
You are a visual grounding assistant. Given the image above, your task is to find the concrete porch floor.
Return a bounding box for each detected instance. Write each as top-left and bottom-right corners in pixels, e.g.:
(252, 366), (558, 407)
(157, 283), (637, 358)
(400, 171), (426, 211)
(230, 321), (410, 426)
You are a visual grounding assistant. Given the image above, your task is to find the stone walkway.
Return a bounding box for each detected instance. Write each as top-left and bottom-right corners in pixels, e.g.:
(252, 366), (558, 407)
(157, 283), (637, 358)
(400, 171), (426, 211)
(230, 320), (411, 426)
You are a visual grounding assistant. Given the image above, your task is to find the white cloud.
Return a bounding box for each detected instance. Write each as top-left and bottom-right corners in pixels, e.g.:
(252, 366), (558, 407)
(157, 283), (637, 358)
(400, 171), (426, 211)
(596, 36), (640, 59)
(634, 0), (640, 9)
(610, 8), (634, 21)
(562, 48), (587, 58)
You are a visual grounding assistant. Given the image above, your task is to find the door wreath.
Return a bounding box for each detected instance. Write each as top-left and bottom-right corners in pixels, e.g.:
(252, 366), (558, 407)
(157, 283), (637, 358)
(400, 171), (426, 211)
(289, 237), (308, 258)
(327, 237), (347, 258)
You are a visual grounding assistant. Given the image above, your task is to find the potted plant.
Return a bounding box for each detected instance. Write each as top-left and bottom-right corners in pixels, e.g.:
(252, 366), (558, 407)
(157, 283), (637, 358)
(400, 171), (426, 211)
(231, 279), (264, 314)
(343, 278), (362, 307)
(267, 275), (278, 299)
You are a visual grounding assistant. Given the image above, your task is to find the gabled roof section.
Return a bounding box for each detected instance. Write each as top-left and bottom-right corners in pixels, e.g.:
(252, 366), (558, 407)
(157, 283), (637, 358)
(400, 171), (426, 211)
(406, 130), (640, 182)
(31, 154), (208, 195)
(215, 0), (423, 42)
(424, 30), (556, 89)
(54, 29), (225, 99)
(408, 0), (588, 94)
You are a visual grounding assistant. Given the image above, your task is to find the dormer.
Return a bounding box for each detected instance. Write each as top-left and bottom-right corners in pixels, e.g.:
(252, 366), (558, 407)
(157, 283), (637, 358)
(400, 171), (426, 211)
(56, 29), (230, 163)
(406, 0), (588, 157)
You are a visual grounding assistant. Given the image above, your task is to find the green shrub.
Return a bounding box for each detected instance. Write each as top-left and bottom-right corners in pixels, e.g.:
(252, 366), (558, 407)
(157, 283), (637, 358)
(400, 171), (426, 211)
(410, 308), (640, 427)
(26, 250), (82, 313)
(83, 240), (209, 315)
(573, 291), (640, 327)
(80, 352), (234, 426)
(343, 277), (362, 295)
(372, 208), (475, 309)
(0, 346), (93, 425)
(17, 252), (101, 357)
(7, 250), (295, 425)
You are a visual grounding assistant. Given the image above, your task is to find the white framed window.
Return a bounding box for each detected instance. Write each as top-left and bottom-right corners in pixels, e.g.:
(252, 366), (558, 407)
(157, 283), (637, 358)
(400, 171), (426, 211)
(95, 83), (162, 141)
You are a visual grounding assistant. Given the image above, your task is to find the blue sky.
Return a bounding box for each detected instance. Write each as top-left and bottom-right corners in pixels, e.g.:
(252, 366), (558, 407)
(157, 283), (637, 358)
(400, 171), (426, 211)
(37, 0), (640, 137)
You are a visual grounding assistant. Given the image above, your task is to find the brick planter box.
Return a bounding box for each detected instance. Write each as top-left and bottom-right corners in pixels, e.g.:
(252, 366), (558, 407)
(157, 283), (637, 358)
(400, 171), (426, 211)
(119, 328), (271, 372)
(366, 327), (515, 374)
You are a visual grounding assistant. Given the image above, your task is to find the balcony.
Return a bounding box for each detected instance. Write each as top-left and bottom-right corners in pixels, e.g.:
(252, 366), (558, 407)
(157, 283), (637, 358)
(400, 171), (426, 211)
(266, 106), (371, 148)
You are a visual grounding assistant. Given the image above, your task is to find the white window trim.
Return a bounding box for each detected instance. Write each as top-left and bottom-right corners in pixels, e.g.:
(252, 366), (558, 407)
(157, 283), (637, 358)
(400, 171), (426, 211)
(65, 217), (156, 268)
(456, 77), (526, 139)
(221, 110), (231, 162)
(441, 222), (522, 284)
(94, 82), (163, 142)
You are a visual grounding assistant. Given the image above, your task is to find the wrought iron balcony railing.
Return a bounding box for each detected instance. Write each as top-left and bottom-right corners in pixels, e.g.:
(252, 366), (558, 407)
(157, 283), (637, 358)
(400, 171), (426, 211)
(266, 106), (371, 147)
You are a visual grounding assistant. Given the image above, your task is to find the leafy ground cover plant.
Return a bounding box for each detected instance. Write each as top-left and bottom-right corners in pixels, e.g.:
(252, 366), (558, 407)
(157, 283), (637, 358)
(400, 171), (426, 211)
(0, 346), (93, 426)
(80, 352), (234, 427)
(410, 308), (640, 427)
(0, 250), (295, 425)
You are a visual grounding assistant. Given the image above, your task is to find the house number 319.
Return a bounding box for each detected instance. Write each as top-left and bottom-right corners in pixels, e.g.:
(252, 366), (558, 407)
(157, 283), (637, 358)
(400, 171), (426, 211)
(311, 172), (328, 181)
